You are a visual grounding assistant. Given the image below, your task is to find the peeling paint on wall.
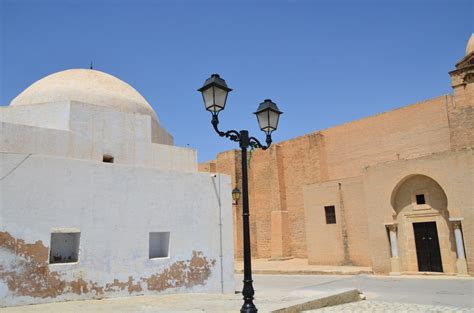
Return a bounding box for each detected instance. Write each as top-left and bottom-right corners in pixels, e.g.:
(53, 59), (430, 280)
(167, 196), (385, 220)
(144, 251), (217, 291)
(0, 232), (216, 301)
(0, 231), (66, 298)
(105, 277), (143, 294)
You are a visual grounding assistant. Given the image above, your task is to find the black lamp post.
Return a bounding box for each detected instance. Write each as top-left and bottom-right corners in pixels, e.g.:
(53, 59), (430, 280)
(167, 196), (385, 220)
(198, 74), (282, 313)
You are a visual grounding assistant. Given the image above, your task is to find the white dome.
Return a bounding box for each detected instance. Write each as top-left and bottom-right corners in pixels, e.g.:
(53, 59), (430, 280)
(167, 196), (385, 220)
(466, 33), (474, 56)
(10, 69), (159, 122)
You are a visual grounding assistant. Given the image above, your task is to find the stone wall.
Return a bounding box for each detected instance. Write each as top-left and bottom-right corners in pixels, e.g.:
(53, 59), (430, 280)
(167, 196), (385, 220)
(322, 95), (451, 180)
(201, 95), (458, 260)
(304, 176), (371, 266)
(448, 87), (474, 150)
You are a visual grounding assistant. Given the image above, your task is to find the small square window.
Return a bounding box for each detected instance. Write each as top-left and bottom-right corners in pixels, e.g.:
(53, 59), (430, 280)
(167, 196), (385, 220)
(103, 155), (114, 163)
(49, 232), (80, 264)
(149, 232), (170, 259)
(324, 206), (336, 224)
(416, 194), (426, 205)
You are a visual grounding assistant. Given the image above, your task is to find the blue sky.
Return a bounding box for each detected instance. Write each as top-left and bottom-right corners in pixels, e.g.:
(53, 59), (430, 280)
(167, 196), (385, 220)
(1, 0), (472, 162)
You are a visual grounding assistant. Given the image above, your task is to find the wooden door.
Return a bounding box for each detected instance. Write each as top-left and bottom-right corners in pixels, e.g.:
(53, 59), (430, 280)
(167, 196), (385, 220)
(413, 222), (443, 272)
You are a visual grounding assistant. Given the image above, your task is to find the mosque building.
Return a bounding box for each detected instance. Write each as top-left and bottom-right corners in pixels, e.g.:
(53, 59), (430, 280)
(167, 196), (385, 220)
(0, 69), (234, 306)
(200, 34), (474, 276)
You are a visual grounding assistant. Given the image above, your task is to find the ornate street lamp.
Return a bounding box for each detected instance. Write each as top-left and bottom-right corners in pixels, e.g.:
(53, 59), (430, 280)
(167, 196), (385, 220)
(199, 74), (283, 313)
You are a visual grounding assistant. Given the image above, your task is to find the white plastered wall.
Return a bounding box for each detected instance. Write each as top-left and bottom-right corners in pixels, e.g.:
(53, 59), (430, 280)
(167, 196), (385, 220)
(0, 101), (196, 172)
(0, 153), (234, 306)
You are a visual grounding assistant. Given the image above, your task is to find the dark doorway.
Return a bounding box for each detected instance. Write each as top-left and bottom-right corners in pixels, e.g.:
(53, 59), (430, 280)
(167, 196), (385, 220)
(413, 222), (443, 272)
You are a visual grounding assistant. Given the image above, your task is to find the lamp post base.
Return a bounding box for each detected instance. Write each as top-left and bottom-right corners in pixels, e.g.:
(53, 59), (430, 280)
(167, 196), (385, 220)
(241, 278), (257, 312)
(241, 304), (258, 313)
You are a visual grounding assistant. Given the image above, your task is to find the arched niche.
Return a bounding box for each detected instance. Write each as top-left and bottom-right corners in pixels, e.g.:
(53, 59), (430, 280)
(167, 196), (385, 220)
(391, 174), (448, 217)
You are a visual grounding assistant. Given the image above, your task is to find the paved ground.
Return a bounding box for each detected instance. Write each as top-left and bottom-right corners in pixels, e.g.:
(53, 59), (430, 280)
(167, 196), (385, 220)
(306, 300), (474, 312)
(252, 274), (473, 308)
(1, 274), (473, 312)
(262, 274), (473, 312)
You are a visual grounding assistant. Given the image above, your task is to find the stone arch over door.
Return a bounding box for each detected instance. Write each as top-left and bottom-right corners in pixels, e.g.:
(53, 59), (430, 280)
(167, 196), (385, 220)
(391, 174), (457, 273)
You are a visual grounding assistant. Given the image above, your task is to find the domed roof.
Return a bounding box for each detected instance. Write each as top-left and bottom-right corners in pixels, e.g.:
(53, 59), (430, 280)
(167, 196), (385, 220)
(466, 33), (474, 56)
(10, 69), (159, 122)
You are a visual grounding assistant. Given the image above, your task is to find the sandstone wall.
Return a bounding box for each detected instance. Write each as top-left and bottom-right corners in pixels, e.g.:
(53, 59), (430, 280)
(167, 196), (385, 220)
(200, 93), (471, 263)
(449, 84), (474, 150)
(322, 95), (451, 180)
(304, 176), (371, 266)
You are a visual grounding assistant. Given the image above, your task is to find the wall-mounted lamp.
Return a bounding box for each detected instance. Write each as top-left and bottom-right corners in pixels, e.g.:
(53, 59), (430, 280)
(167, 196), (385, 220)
(232, 187), (241, 205)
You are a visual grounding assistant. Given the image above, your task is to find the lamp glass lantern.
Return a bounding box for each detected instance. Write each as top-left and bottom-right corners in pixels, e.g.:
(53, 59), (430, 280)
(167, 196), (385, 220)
(198, 74), (232, 114)
(232, 187), (241, 205)
(254, 99), (283, 135)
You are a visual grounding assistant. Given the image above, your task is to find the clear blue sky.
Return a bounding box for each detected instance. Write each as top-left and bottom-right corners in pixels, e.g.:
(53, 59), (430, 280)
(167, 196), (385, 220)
(1, 0), (472, 162)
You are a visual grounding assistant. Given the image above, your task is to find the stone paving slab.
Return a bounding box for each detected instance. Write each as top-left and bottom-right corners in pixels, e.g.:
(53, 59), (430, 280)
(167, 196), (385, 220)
(305, 300), (474, 312)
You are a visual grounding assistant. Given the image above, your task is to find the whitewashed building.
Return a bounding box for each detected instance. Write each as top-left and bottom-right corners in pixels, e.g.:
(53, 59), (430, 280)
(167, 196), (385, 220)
(0, 69), (234, 307)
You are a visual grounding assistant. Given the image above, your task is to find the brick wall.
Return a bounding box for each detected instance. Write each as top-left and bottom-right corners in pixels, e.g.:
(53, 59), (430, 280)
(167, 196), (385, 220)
(199, 91), (472, 262)
(322, 95), (451, 180)
(449, 85), (474, 149)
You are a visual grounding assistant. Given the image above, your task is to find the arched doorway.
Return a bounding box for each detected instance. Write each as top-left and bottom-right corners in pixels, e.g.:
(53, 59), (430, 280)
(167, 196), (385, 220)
(391, 174), (457, 273)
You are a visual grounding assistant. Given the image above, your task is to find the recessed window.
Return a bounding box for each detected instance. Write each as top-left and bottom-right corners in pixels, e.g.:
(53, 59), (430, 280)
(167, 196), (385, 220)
(324, 206), (336, 224)
(49, 232), (80, 264)
(149, 232), (170, 259)
(416, 194), (426, 205)
(103, 155), (114, 163)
